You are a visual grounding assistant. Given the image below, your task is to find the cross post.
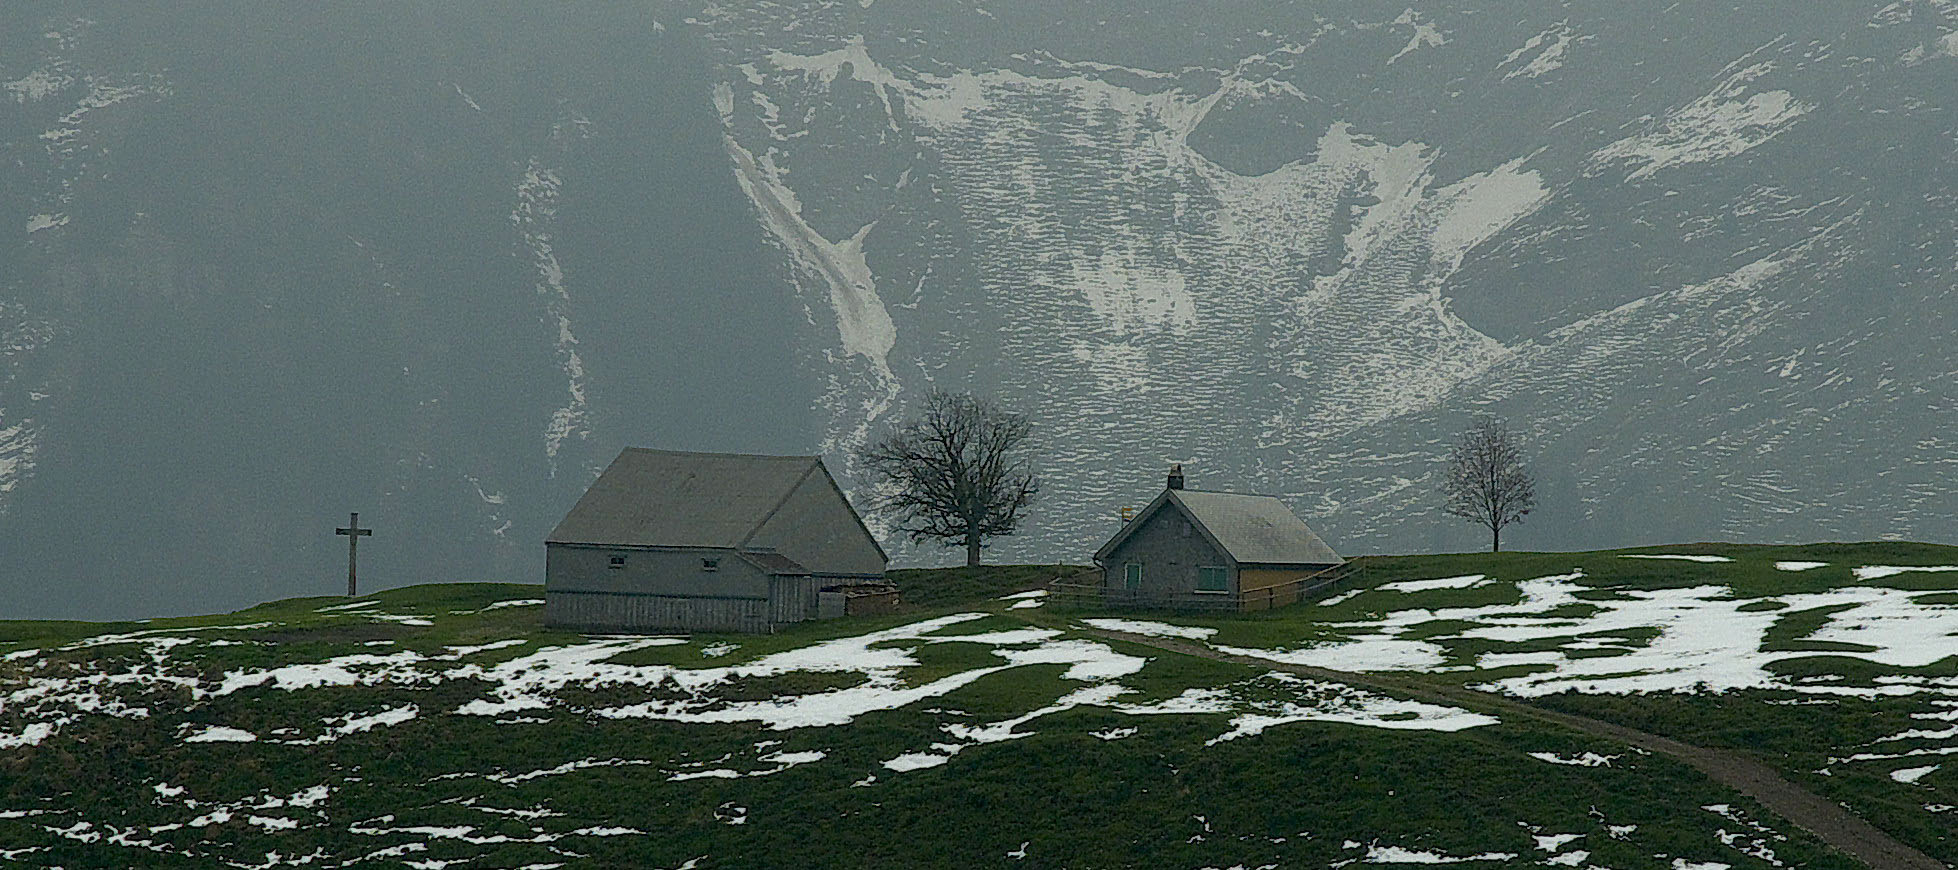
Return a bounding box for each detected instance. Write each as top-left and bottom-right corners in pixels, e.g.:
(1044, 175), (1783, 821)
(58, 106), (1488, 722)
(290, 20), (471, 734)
(335, 512), (373, 597)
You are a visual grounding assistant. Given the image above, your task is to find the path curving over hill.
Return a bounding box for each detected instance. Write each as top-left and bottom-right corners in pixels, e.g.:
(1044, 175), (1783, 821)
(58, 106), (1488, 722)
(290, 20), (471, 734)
(1082, 628), (1951, 870)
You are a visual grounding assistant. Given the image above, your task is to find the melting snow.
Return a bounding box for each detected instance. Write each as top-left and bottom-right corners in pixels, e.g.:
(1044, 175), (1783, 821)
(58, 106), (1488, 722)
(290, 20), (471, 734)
(289, 705), (418, 745)
(24, 213), (69, 233)
(1774, 562), (1827, 572)
(1621, 555), (1734, 563)
(1352, 843), (1516, 863)
(317, 600), (379, 612)
(1216, 570), (1958, 697)
(1500, 26), (1584, 80)
(1891, 765), (1938, 784)
(1528, 752), (1619, 767)
(1377, 575), (1487, 593)
(1196, 674), (1496, 744)
(1853, 565), (1958, 581)
(669, 750), (826, 781)
(445, 640), (528, 658)
(1533, 833), (1583, 852)
(5, 68), (73, 103)
(0, 723), (55, 749)
(1385, 9), (1447, 64)
(182, 725), (257, 743)
(1593, 61), (1811, 181)
(1082, 618), (1216, 640)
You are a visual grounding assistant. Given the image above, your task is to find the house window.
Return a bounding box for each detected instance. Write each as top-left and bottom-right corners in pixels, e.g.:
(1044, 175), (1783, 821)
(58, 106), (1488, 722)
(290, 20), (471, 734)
(701, 558), (720, 572)
(1196, 566), (1229, 593)
(1124, 562), (1143, 591)
(608, 555), (626, 570)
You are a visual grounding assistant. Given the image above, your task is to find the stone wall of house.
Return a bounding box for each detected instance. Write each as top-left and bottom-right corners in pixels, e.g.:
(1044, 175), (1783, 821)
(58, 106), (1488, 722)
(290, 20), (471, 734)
(1100, 506), (1236, 600)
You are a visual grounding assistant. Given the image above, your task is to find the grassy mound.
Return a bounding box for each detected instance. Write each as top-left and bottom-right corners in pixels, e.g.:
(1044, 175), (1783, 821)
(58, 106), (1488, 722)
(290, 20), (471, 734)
(0, 543), (1952, 867)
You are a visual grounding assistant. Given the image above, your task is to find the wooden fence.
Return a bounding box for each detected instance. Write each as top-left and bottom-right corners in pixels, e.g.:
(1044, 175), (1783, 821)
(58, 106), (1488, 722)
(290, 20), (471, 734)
(1045, 560), (1366, 613)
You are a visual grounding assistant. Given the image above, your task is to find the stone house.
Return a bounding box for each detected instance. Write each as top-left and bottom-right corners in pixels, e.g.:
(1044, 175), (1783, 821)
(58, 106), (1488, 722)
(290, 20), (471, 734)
(1092, 465), (1344, 611)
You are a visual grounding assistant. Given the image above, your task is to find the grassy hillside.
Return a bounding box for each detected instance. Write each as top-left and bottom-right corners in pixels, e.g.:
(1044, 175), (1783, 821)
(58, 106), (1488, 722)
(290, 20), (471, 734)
(1, 544), (1953, 868)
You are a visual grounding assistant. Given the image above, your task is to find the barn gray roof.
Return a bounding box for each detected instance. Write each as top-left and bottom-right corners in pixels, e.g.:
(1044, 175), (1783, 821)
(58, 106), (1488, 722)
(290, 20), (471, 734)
(736, 551), (810, 576)
(548, 448), (826, 548)
(1096, 488), (1343, 566)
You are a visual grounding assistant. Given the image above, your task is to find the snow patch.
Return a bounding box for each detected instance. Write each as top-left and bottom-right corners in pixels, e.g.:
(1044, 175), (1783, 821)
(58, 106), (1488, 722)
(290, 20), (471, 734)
(510, 140), (597, 471)
(1621, 554), (1734, 563)
(1216, 570), (1958, 697)
(1891, 764), (1939, 784)
(183, 725), (257, 743)
(5, 68), (73, 103)
(1500, 26), (1585, 80)
(1594, 62), (1811, 181)
(1427, 159), (1550, 273)
(1082, 618), (1216, 640)
(722, 135), (899, 452)
(1386, 9), (1447, 64)
(24, 214), (69, 233)
(1069, 252), (1197, 336)
(1853, 565), (1958, 581)
(1353, 843), (1516, 863)
(1377, 574), (1487, 593)
(1529, 751), (1619, 767)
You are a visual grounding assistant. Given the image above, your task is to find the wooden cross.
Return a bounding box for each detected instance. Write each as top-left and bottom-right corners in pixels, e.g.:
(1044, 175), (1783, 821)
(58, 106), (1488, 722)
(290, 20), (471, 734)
(335, 512), (373, 597)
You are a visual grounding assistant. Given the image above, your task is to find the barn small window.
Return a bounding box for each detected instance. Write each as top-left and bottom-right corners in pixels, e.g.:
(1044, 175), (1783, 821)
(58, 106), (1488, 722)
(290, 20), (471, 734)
(1196, 566), (1228, 593)
(608, 555), (626, 570)
(1124, 562), (1143, 590)
(702, 558), (720, 572)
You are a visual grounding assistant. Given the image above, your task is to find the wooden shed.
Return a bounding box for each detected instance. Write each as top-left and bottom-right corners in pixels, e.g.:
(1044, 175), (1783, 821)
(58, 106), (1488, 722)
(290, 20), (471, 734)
(1090, 465), (1346, 611)
(544, 448), (887, 633)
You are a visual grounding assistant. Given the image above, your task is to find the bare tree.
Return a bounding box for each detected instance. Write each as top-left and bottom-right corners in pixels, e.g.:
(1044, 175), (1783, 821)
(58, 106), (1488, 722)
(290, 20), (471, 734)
(1442, 417), (1536, 552)
(855, 390), (1039, 567)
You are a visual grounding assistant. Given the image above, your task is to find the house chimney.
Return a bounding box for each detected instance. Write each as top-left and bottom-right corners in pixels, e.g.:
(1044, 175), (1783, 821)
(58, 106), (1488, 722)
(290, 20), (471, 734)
(1166, 463), (1185, 490)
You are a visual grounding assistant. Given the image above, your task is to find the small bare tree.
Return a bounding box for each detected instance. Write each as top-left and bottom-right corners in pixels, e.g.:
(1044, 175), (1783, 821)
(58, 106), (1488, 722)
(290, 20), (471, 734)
(855, 390), (1039, 567)
(1443, 417), (1536, 552)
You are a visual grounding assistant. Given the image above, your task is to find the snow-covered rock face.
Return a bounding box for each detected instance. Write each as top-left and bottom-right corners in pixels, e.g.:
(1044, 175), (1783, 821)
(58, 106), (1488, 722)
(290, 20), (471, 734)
(700, 0), (1958, 565)
(3, 3), (1957, 616)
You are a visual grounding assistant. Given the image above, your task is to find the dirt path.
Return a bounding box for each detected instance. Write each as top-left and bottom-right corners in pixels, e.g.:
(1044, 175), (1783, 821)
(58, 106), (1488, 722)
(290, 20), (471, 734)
(1082, 628), (1950, 870)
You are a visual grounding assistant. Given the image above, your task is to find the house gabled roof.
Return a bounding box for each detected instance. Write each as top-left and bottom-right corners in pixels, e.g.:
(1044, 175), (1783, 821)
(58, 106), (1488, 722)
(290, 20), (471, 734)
(1095, 488), (1343, 566)
(547, 448), (826, 548)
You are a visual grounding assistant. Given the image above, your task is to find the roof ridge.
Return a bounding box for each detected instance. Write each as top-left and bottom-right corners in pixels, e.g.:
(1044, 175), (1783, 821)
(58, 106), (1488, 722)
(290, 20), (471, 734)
(737, 457), (823, 548)
(621, 447), (820, 461)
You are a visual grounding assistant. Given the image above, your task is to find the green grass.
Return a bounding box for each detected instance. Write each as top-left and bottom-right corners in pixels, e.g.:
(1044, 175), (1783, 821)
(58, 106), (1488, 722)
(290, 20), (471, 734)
(3, 545), (1955, 867)
(887, 563), (1090, 609)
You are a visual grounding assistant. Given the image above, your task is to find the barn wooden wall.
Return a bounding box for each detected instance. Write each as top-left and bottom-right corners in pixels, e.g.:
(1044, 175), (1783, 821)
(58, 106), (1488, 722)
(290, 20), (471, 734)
(545, 589), (771, 634)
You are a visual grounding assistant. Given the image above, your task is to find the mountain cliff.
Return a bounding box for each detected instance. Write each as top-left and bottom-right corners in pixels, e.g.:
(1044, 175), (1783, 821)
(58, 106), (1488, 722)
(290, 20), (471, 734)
(4, 3), (1955, 617)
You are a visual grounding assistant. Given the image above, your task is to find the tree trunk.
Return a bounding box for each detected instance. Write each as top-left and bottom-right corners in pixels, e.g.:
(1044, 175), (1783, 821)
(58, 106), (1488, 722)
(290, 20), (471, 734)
(1492, 523), (1501, 553)
(966, 530), (982, 567)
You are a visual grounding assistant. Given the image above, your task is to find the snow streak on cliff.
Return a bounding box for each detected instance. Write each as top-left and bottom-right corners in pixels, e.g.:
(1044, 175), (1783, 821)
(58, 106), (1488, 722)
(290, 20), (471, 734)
(700, 0), (1958, 560)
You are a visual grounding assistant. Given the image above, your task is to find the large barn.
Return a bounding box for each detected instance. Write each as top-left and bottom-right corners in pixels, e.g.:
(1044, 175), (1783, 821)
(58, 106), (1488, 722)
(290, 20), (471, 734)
(544, 448), (887, 633)
(1092, 465), (1345, 611)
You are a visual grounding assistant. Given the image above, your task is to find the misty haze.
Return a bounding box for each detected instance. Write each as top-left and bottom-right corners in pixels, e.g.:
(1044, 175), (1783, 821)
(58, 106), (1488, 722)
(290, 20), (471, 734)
(2, 3), (1955, 868)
